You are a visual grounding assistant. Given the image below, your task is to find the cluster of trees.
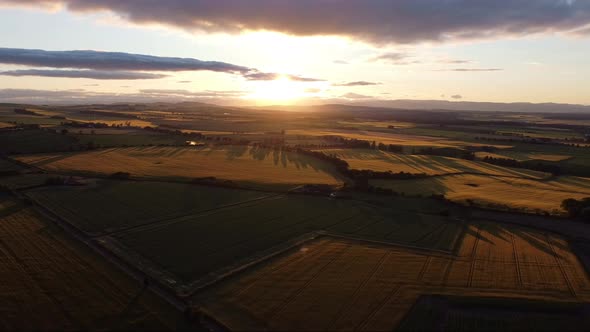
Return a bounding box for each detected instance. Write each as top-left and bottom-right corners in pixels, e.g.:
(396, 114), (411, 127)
(14, 108), (41, 116)
(322, 135), (404, 152)
(481, 156), (562, 175)
(561, 198), (590, 220)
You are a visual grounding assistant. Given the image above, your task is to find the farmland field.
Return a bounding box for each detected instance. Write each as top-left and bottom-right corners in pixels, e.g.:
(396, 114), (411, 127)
(26, 180), (268, 235)
(0, 129), (78, 154)
(475, 151), (573, 162)
(0, 158), (21, 172)
(398, 295), (590, 331)
(16, 146), (345, 190)
(288, 128), (513, 149)
(194, 221), (590, 331)
(74, 131), (188, 147)
(371, 174), (590, 213)
(108, 195), (463, 284)
(0, 173), (54, 190)
(0, 196), (186, 330)
(319, 148), (547, 178)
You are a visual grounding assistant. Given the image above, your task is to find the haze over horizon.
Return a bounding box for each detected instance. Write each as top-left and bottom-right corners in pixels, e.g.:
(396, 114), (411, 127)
(1, 0), (590, 106)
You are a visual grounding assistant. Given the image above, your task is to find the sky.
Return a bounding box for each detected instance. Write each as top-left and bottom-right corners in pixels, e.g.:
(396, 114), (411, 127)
(0, 1), (589, 106)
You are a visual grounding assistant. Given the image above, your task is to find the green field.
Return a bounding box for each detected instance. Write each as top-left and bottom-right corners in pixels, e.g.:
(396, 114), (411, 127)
(17, 146), (346, 190)
(0, 159), (21, 172)
(112, 194), (462, 283)
(73, 129), (188, 147)
(0, 129), (78, 154)
(398, 296), (589, 331)
(26, 180), (267, 234)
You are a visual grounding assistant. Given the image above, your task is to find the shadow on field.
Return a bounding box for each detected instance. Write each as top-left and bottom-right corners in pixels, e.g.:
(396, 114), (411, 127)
(465, 221), (563, 259)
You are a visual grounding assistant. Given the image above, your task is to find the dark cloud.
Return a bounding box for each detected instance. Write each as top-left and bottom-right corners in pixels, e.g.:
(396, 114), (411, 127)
(0, 47), (320, 81)
(333, 81), (381, 87)
(0, 47), (250, 73)
(0, 69), (167, 79)
(451, 94), (463, 99)
(8, 1), (588, 43)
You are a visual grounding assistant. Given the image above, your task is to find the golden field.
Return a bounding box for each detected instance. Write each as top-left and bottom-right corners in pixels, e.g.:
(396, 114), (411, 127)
(0, 201), (180, 330)
(288, 129), (512, 149)
(196, 222), (590, 331)
(371, 174), (590, 213)
(319, 149), (547, 178)
(475, 151), (573, 162)
(16, 146), (344, 189)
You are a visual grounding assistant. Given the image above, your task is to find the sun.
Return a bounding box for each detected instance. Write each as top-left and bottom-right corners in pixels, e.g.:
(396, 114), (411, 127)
(245, 76), (309, 104)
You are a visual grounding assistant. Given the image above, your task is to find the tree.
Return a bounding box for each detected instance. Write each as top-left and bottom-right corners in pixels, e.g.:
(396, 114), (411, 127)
(60, 128), (68, 135)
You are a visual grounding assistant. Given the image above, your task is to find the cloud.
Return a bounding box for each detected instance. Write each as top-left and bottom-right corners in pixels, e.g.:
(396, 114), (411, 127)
(0, 47), (250, 74)
(438, 59), (473, 64)
(0, 47), (320, 82)
(333, 60), (349, 65)
(371, 52), (421, 65)
(340, 92), (372, 99)
(243, 71), (323, 82)
(0, 69), (167, 79)
(333, 81), (381, 87)
(434, 68), (503, 72)
(0, 88), (247, 104)
(305, 88), (321, 93)
(7, 1), (589, 44)
(139, 89), (247, 98)
(451, 94), (463, 99)
(177, 80), (192, 83)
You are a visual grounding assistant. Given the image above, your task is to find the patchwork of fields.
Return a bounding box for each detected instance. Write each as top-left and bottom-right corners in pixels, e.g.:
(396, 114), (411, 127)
(196, 222), (590, 331)
(319, 148), (548, 178)
(17, 146), (345, 189)
(371, 174), (590, 213)
(0, 197), (184, 330)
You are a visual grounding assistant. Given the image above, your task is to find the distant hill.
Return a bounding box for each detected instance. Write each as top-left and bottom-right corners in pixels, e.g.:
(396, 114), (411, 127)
(349, 99), (590, 113)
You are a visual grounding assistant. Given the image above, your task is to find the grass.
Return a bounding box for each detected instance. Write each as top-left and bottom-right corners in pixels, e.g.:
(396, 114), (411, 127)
(0, 196), (187, 330)
(16, 146), (346, 190)
(0, 173), (54, 190)
(194, 221), (590, 331)
(319, 148), (548, 178)
(112, 194), (462, 283)
(0, 129), (78, 154)
(0, 159), (21, 172)
(371, 174), (590, 214)
(74, 132), (187, 147)
(26, 180), (267, 235)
